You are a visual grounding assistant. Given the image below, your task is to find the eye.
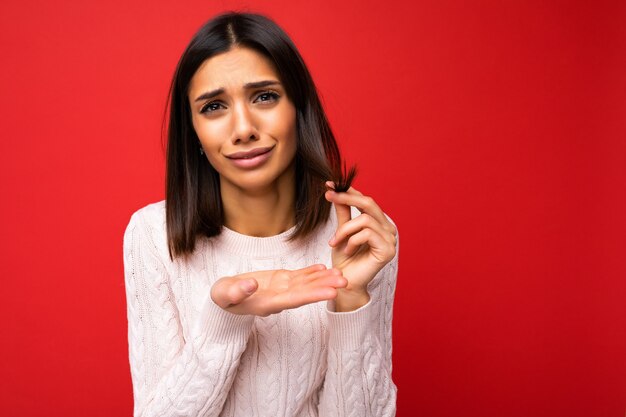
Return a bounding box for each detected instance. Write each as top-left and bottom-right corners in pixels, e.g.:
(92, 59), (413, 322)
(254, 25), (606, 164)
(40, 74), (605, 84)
(254, 91), (280, 104)
(200, 101), (224, 114)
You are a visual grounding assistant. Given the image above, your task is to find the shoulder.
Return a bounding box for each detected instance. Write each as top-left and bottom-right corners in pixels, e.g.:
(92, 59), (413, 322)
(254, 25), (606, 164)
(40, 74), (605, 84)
(123, 200), (169, 261)
(125, 200), (166, 233)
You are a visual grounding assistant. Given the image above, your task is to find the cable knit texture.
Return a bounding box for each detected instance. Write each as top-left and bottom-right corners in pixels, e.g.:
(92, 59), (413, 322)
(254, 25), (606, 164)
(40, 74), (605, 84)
(123, 200), (398, 417)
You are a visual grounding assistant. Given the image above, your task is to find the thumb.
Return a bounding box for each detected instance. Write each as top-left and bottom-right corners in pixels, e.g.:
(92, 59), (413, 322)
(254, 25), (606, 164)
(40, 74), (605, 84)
(212, 277), (258, 308)
(334, 202), (352, 227)
(326, 181), (351, 227)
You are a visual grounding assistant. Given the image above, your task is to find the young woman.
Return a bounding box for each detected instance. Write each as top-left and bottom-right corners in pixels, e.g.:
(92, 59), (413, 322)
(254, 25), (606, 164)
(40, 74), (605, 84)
(123, 11), (398, 417)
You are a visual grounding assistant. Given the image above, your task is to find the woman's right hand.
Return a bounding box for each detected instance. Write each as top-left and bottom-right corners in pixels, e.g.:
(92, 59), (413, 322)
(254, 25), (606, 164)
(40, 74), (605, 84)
(210, 264), (347, 316)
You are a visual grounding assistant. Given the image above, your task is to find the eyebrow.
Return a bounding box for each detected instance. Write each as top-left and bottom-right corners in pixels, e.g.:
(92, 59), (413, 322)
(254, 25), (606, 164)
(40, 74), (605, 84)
(194, 80), (281, 102)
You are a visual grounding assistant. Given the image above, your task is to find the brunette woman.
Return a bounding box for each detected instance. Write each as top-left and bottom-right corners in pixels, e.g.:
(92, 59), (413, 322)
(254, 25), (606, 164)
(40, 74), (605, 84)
(123, 11), (398, 417)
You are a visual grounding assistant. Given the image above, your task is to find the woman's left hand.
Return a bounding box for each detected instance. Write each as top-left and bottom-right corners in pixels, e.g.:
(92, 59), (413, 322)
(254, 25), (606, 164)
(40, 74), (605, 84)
(324, 182), (397, 311)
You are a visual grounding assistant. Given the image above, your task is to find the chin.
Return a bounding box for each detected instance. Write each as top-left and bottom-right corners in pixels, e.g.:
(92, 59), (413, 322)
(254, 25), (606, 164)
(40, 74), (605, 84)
(222, 172), (277, 192)
(222, 164), (295, 194)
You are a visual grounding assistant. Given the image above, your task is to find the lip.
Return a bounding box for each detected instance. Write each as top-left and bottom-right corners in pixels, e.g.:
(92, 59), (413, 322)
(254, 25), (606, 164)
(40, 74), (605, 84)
(225, 145), (275, 169)
(225, 146), (275, 160)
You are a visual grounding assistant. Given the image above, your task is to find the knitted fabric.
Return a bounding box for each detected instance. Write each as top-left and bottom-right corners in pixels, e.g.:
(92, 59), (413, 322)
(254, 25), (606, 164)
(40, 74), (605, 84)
(123, 201), (398, 417)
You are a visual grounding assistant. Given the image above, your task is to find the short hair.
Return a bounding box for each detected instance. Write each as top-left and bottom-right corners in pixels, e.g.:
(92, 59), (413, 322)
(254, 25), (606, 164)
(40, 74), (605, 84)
(165, 11), (355, 259)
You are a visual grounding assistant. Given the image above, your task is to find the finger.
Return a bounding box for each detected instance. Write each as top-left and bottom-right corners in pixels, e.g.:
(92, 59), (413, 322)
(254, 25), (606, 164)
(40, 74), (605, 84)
(326, 182), (365, 198)
(335, 203), (352, 227)
(280, 277), (347, 309)
(211, 277), (257, 308)
(342, 185), (364, 196)
(325, 182), (364, 197)
(325, 190), (379, 219)
(291, 263), (327, 276)
(309, 272), (348, 289)
(297, 271), (347, 291)
(329, 213), (393, 247)
(343, 228), (394, 260)
(227, 271), (347, 316)
(325, 191), (395, 234)
(297, 267), (344, 284)
(325, 190), (352, 226)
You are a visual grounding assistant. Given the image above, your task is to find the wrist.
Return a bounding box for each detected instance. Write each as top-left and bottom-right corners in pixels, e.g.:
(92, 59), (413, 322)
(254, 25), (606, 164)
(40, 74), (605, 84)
(334, 288), (370, 312)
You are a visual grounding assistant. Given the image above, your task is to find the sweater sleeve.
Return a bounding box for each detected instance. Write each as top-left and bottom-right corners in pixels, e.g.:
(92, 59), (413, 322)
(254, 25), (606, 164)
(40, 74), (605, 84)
(317, 233), (399, 417)
(123, 209), (255, 417)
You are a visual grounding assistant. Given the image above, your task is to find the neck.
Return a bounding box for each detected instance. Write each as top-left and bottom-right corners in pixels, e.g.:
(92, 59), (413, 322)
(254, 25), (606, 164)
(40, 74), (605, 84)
(220, 166), (296, 237)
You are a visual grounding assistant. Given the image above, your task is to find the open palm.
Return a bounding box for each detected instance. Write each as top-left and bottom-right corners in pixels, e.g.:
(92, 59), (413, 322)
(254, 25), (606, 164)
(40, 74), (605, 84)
(211, 264), (347, 316)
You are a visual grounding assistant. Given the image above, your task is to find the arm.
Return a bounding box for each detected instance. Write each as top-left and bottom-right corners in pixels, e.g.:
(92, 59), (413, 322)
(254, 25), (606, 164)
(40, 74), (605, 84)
(123, 210), (254, 417)
(318, 239), (398, 417)
(318, 185), (399, 416)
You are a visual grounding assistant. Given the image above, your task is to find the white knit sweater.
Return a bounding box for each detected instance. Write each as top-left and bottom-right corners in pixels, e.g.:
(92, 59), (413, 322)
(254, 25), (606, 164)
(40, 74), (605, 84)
(123, 201), (398, 417)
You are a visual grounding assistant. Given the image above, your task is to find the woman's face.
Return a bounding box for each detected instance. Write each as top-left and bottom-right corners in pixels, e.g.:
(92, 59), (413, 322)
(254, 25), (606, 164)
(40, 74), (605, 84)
(188, 46), (297, 194)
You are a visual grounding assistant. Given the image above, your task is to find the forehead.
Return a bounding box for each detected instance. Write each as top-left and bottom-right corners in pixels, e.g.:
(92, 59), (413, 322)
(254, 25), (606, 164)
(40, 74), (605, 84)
(189, 47), (280, 94)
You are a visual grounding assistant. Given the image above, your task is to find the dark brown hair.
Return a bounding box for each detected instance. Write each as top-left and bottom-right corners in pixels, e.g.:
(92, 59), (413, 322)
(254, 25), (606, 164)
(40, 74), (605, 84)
(165, 11), (354, 259)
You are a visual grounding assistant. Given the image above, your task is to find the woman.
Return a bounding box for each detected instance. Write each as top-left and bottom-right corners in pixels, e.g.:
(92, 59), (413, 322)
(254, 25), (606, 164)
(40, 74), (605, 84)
(123, 11), (398, 417)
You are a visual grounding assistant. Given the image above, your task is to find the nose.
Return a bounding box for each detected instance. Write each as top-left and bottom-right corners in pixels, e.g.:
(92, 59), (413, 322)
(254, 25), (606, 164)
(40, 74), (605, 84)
(231, 102), (259, 144)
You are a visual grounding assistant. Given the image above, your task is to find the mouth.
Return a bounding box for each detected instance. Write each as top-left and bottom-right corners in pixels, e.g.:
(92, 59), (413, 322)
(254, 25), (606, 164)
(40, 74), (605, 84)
(225, 145), (275, 160)
(224, 145), (275, 169)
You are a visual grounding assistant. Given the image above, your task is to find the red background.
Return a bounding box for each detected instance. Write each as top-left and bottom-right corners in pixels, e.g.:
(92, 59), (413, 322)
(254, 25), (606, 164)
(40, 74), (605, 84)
(1, 0), (625, 416)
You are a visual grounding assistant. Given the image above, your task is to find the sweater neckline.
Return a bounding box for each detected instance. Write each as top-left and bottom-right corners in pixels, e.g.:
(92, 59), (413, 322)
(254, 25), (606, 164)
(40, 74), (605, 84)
(215, 223), (301, 257)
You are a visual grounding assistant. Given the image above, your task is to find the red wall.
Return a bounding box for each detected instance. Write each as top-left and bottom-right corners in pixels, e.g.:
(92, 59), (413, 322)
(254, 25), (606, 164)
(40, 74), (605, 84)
(1, 1), (625, 416)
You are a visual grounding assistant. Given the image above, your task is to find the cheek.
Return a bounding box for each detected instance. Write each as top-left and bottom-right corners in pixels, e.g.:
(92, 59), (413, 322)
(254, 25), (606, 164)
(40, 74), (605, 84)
(272, 107), (297, 148)
(194, 118), (226, 150)
(192, 119), (227, 169)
